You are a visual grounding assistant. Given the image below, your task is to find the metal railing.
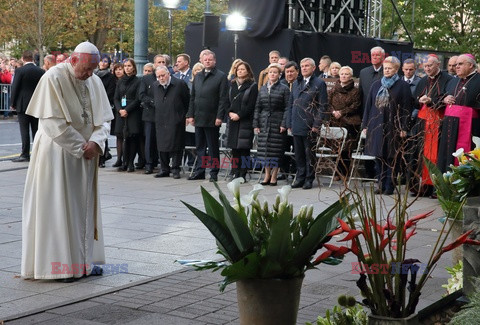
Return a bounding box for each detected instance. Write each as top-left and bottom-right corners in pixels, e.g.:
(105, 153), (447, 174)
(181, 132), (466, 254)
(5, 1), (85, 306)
(1, 84), (12, 115)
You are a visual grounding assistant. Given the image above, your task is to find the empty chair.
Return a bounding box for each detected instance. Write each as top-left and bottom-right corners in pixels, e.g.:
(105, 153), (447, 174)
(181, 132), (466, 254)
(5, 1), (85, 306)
(348, 132), (377, 186)
(315, 126), (348, 187)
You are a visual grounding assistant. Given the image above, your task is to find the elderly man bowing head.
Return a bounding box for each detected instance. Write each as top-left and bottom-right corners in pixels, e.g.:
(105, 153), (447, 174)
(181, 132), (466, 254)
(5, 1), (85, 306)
(21, 42), (114, 282)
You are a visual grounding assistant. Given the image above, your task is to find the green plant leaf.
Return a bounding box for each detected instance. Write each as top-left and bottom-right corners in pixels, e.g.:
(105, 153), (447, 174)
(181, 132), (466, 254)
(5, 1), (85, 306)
(182, 201), (242, 262)
(201, 186), (227, 227)
(264, 203), (294, 272)
(213, 183), (255, 254)
(220, 252), (260, 291)
(292, 197), (349, 268)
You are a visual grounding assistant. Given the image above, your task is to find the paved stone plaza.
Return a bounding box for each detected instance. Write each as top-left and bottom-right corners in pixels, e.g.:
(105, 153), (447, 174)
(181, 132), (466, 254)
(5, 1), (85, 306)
(0, 148), (451, 324)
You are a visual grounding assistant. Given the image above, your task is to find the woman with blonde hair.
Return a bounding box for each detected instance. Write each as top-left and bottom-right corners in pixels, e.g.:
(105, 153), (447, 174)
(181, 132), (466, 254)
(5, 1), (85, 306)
(227, 58), (243, 81)
(329, 61), (341, 78)
(361, 56), (412, 194)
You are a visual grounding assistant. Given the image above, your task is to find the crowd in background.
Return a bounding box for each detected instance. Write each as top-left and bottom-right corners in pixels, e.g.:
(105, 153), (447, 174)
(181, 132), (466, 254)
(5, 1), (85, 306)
(3, 46), (480, 195)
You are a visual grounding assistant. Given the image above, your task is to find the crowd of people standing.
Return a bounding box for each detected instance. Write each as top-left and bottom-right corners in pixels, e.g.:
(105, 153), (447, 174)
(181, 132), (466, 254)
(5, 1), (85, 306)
(4, 46), (480, 195)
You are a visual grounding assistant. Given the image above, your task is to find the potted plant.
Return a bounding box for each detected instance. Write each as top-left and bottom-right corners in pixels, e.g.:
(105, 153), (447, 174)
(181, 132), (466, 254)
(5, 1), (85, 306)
(315, 185), (480, 324)
(177, 178), (351, 325)
(427, 136), (480, 294)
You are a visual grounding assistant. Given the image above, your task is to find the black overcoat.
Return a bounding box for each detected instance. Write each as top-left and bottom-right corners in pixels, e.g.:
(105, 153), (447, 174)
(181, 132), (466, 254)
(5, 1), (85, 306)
(153, 77), (190, 152)
(113, 74), (142, 136)
(361, 77), (412, 159)
(226, 80), (258, 149)
(253, 81), (290, 159)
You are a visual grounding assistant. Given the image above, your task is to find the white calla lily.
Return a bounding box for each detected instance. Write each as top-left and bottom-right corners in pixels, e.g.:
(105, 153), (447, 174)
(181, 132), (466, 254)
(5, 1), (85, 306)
(227, 177), (243, 198)
(277, 185), (292, 203)
(452, 148), (464, 158)
(240, 185), (265, 206)
(473, 136), (480, 149)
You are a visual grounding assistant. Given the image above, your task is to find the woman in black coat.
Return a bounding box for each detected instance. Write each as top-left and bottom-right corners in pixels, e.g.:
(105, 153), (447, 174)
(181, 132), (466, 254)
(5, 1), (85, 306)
(226, 61), (258, 180)
(95, 55), (116, 167)
(253, 63), (290, 186)
(361, 56), (412, 195)
(113, 58), (142, 172)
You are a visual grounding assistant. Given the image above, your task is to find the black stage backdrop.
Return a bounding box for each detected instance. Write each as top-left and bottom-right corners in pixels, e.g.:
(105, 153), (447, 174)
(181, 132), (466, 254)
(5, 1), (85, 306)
(228, 0), (285, 38)
(185, 24), (413, 78)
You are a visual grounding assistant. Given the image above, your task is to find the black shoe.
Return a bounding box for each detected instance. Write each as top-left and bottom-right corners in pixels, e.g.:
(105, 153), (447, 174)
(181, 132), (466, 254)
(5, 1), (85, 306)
(12, 156), (29, 162)
(112, 160), (123, 167)
(127, 165), (135, 172)
(55, 277), (77, 283)
(172, 171), (181, 179)
(118, 165), (127, 172)
(277, 174), (286, 181)
(89, 266), (103, 276)
(155, 171), (170, 178)
(302, 181), (313, 189)
(99, 161), (106, 168)
(270, 182), (278, 186)
(144, 165), (153, 174)
(188, 173), (205, 180)
(291, 180), (305, 188)
(374, 189), (383, 195)
(260, 179), (271, 186)
(209, 175), (218, 182)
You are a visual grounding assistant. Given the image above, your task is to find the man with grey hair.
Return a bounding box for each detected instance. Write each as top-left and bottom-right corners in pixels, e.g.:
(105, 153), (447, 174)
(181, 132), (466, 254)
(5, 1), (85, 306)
(258, 50), (281, 89)
(318, 55), (332, 78)
(438, 54), (480, 172)
(410, 54), (452, 197)
(21, 41), (114, 281)
(287, 57), (327, 189)
(358, 46), (385, 179)
(153, 66), (190, 179)
(42, 54), (56, 71)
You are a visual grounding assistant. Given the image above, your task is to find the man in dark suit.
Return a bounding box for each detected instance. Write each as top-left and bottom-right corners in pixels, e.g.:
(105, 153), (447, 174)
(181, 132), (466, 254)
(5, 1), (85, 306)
(186, 51), (229, 182)
(402, 58), (421, 96)
(358, 46), (384, 178)
(174, 53), (192, 90)
(286, 57), (328, 190)
(10, 50), (44, 162)
(153, 66), (190, 179)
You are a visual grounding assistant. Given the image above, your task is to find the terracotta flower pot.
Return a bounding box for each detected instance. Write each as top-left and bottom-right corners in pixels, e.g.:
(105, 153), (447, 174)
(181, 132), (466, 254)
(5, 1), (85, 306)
(368, 313), (419, 325)
(236, 276), (304, 325)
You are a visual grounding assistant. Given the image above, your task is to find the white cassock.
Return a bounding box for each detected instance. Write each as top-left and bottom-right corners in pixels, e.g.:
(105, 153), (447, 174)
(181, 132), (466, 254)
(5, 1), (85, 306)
(21, 62), (114, 280)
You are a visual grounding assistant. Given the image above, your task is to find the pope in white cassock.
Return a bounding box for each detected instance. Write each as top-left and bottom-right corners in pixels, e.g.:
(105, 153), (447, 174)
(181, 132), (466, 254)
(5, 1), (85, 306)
(21, 42), (114, 281)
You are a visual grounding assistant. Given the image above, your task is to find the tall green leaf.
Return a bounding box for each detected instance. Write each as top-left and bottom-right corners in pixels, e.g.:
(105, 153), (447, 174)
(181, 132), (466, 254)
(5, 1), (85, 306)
(201, 187), (226, 227)
(182, 201), (242, 262)
(213, 183), (255, 254)
(264, 204), (294, 271)
(292, 198), (348, 267)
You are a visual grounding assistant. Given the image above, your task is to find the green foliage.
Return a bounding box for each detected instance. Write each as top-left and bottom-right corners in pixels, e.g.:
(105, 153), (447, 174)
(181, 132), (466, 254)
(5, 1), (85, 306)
(442, 261), (463, 295)
(307, 296), (367, 325)
(424, 157), (464, 220)
(179, 181), (351, 291)
(381, 0), (480, 57)
(450, 278), (480, 325)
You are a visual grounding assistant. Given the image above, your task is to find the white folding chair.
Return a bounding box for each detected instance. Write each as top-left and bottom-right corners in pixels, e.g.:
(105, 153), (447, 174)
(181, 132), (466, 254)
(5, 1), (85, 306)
(183, 124), (197, 176)
(315, 126), (348, 187)
(347, 132), (377, 186)
(219, 123), (232, 179)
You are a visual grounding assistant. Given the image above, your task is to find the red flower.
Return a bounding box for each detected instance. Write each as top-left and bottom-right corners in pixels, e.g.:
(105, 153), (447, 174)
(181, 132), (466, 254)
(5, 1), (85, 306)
(328, 227), (344, 236)
(338, 218), (352, 232)
(380, 237), (390, 250)
(465, 239), (480, 246)
(338, 229), (363, 242)
(323, 244), (350, 256)
(405, 227), (417, 241)
(313, 250), (332, 264)
(383, 218), (397, 232)
(404, 211), (433, 229)
(441, 230), (474, 253)
(351, 239), (359, 256)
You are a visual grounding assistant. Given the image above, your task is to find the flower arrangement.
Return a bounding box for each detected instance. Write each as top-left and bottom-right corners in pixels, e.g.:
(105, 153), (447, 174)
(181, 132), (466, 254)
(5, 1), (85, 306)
(178, 178), (351, 291)
(315, 187), (480, 318)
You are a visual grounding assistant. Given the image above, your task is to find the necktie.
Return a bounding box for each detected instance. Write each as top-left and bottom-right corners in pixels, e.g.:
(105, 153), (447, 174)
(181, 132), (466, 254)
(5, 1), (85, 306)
(407, 79), (411, 84)
(180, 74), (185, 80)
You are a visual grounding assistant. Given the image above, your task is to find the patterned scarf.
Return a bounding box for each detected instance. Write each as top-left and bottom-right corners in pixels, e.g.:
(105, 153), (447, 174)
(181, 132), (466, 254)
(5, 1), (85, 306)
(375, 74), (399, 108)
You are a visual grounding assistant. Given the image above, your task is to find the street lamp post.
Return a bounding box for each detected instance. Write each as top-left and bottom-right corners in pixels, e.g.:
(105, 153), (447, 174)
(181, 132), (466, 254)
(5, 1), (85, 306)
(225, 13), (247, 60)
(162, 0), (181, 59)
